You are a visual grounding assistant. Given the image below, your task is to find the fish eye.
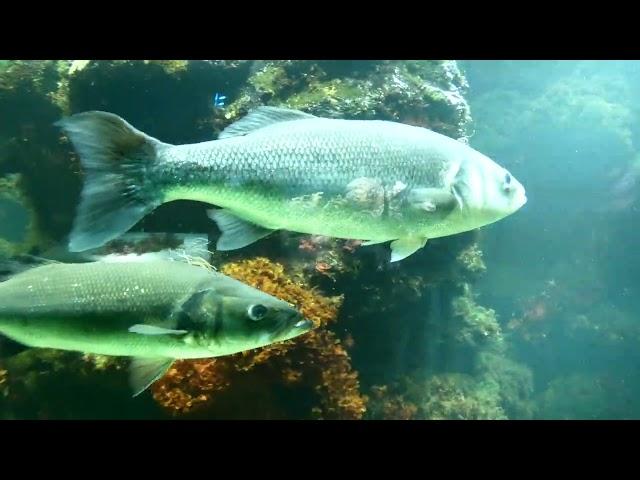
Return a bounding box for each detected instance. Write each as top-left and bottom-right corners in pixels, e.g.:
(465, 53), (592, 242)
(248, 304), (268, 321)
(503, 172), (512, 191)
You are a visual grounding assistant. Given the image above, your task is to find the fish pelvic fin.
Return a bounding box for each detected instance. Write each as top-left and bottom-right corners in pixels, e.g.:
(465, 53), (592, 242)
(129, 357), (174, 397)
(390, 237), (428, 262)
(56, 111), (170, 252)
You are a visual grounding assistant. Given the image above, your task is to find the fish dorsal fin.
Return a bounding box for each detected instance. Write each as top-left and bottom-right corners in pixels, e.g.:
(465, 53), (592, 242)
(129, 357), (174, 397)
(218, 106), (316, 139)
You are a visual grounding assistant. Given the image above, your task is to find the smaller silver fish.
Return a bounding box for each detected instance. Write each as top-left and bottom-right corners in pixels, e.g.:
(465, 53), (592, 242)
(0, 259), (312, 396)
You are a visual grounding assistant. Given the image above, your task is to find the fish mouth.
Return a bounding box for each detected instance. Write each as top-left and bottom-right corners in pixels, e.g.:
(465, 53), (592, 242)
(519, 192), (528, 208)
(294, 319), (313, 330)
(271, 314), (313, 341)
(512, 187), (527, 211)
(285, 309), (312, 330)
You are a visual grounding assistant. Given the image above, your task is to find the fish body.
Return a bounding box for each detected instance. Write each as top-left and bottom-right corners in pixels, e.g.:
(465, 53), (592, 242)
(57, 107), (527, 261)
(0, 260), (310, 394)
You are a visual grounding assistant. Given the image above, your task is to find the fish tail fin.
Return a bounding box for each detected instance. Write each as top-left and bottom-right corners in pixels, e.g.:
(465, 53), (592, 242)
(56, 111), (171, 252)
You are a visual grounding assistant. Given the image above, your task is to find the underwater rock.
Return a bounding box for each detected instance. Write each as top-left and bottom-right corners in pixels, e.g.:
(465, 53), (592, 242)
(0, 174), (45, 256)
(451, 283), (503, 348)
(366, 320), (534, 419)
(218, 60), (471, 141)
(367, 384), (418, 420)
(475, 352), (534, 419)
(0, 349), (163, 419)
(534, 373), (640, 420)
(61, 60), (253, 143)
(417, 373), (507, 420)
(368, 372), (507, 420)
(0, 63), (81, 241)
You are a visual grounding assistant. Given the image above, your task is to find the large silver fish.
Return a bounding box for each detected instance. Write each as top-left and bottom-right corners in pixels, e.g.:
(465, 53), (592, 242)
(57, 106), (527, 262)
(0, 259), (311, 396)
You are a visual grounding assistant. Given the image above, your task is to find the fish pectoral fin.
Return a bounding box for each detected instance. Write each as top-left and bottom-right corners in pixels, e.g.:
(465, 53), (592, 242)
(390, 237), (428, 262)
(130, 357), (174, 397)
(450, 185), (464, 211)
(408, 188), (457, 212)
(218, 106), (316, 139)
(129, 324), (188, 335)
(207, 209), (274, 251)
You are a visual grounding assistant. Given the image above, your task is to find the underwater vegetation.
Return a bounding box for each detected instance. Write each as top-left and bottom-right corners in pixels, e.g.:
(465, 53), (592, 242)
(0, 60), (537, 419)
(451, 283), (502, 348)
(367, 347), (534, 420)
(368, 373), (507, 420)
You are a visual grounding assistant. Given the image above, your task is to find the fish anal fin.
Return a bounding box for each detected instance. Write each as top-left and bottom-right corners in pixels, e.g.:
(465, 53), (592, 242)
(207, 209), (274, 250)
(390, 237), (428, 262)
